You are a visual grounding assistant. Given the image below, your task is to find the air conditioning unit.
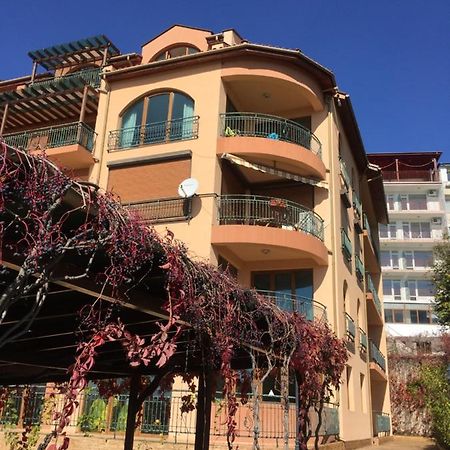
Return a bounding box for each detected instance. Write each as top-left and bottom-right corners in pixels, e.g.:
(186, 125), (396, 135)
(428, 190), (438, 197)
(432, 217), (442, 225)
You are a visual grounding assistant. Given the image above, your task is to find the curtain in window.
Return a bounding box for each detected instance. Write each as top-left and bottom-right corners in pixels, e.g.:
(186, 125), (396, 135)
(171, 93), (194, 140)
(120, 101), (143, 148)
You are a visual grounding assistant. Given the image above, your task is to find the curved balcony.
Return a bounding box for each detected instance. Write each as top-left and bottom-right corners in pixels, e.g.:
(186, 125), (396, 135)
(258, 290), (327, 322)
(212, 195), (328, 265)
(217, 113), (325, 180)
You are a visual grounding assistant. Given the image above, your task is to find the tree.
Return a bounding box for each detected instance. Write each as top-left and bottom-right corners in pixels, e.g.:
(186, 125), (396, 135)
(432, 238), (450, 326)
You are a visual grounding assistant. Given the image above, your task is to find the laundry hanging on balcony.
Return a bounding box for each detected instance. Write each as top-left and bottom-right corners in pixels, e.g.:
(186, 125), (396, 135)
(221, 153), (328, 189)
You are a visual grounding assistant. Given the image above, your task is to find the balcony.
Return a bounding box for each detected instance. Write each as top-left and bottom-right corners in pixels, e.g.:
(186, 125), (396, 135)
(217, 113), (325, 179)
(341, 228), (352, 262)
(257, 290), (327, 322)
(369, 340), (387, 380)
(345, 313), (356, 341)
(355, 254), (365, 282)
(108, 116), (199, 151)
(353, 190), (362, 231)
(382, 169), (439, 182)
(2, 122), (96, 168)
(373, 412), (390, 436)
(28, 68), (101, 91)
(359, 327), (368, 353)
(211, 195), (328, 265)
(124, 197), (193, 224)
(366, 274), (383, 325)
(363, 213), (380, 272)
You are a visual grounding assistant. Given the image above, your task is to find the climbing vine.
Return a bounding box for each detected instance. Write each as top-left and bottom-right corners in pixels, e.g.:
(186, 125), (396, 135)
(0, 143), (348, 450)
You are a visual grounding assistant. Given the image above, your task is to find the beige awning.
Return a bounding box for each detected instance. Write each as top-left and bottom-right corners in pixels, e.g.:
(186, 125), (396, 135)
(222, 153), (327, 188)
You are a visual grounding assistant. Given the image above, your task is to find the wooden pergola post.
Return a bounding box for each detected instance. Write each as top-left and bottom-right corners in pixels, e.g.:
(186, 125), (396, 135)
(123, 372), (140, 450)
(0, 103), (9, 135)
(30, 61), (38, 83)
(77, 86), (89, 143)
(194, 370), (213, 450)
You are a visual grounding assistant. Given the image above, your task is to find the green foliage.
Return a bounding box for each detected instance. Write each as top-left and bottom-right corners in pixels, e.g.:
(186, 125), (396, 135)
(432, 239), (450, 325)
(420, 363), (450, 448)
(78, 398), (107, 433)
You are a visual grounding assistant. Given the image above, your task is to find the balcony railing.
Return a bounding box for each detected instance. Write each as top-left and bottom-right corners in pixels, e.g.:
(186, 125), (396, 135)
(216, 195), (324, 241)
(369, 340), (386, 372)
(373, 412), (390, 435)
(257, 290), (327, 322)
(359, 328), (368, 352)
(345, 313), (356, 340)
(352, 190), (362, 220)
(341, 228), (352, 261)
(355, 254), (365, 282)
(382, 169), (439, 182)
(339, 158), (352, 190)
(219, 112), (322, 157)
(366, 274), (382, 317)
(108, 116), (199, 151)
(124, 197), (193, 224)
(2, 122), (96, 152)
(29, 68), (101, 90)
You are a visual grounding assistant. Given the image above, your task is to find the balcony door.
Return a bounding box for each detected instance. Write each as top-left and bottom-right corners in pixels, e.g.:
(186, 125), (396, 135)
(252, 270), (313, 319)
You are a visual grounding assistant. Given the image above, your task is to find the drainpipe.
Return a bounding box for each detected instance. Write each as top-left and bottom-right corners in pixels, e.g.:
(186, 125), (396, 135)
(94, 74), (112, 186)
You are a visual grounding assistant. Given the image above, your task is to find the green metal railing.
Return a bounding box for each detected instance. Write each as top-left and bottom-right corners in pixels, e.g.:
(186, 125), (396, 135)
(366, 274), (382, 317)
(3, 122), (96, 152)
(216, 195), (324, 241)
(257, 290), (326, 322)
(369, 340), (386, 372)
(339, 158), (352, 190)
(29, 68), (101, 90)
(373, 412), (390, 435)
(345, 313), (356, 340)
(359, 327), (368, 351)
(341, 228), (352, 261)
(219, 112), (322, 157)
(352, 190), (362, 220)
(355, 253), (365, 282)
(108, 116), (199, 151)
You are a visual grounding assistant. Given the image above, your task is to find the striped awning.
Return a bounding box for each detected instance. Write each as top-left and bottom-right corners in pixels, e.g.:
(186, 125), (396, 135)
(221, 153), (328, 188)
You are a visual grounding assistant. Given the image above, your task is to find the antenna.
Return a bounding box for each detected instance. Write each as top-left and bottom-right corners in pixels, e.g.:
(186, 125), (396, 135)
(178, 178), (199, 198)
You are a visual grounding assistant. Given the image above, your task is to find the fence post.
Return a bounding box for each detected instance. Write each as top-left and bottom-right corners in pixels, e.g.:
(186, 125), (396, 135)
(194, 370), (213, 450)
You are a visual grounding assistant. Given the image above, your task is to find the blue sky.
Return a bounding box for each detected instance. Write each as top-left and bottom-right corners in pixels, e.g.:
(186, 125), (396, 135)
(1, 0), (449, 160)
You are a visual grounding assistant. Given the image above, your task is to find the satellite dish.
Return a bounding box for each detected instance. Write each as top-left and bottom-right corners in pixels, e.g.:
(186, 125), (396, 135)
(178, 178), (199, 198)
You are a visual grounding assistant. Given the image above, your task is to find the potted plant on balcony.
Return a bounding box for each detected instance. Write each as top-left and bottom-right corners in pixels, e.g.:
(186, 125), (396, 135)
(269, 198), (287, 208)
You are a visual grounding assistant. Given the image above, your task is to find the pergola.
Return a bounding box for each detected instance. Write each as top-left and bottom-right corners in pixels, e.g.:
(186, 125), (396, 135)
(0, 143), (289, 450)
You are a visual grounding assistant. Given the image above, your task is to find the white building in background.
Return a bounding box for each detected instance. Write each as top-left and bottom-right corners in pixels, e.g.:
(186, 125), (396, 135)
(368, 152), (447, 337)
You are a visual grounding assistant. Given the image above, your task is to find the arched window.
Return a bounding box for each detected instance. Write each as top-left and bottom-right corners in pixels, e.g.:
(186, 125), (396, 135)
(119, 91), (196, 148)
(154, 45), (199, 61)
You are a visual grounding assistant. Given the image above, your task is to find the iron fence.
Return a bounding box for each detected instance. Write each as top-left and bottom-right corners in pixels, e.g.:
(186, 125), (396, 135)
(373, 411), (390, 435)
(29, 68), (101, 90)
(345, 313), (356, 340)
(219, 112), (322, 157)
(369, 340), (386, 372)
(366, 274), (382, 317)
(216, 194), (324, 241)
(108, 116), (199, 151)
(341, 228), (352, 261)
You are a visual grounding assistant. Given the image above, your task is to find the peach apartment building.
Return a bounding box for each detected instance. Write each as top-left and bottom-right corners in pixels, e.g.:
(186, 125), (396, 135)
(0, 25), (391, 447)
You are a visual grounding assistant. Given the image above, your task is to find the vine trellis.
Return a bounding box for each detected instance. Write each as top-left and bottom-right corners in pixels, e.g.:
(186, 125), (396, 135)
(0, 142), (348, 450)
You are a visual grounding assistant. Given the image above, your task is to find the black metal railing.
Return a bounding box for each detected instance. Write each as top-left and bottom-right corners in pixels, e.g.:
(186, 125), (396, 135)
(3, 122), (96, 152)
(257, 290), (327, 322)
(29, 68), (101, 90)
(216, 195), (324, 241)
(108, 116), (199, 151)
(124, 197), (193, 224)
(345, 313), (356, 340)
(219, 112), (322, 156)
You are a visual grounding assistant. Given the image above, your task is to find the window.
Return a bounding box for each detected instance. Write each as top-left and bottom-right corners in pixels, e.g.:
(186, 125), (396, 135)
(402, 222), (431, 239)
(384, 309), (394, 323)
(386, 194), (395, 211)
(252, 270), (314, 318)
(400, 194), (427, 211)
(407, 280), (434, 300)
(394, 309), (404, 323)
(380, 223), (397, 239)
(118, 91), (196, 148)
(413, 251), (433, 268)
(383, 280), (402, 301)
(381, 251), (399, 269)
(154, 45), (199, 61)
